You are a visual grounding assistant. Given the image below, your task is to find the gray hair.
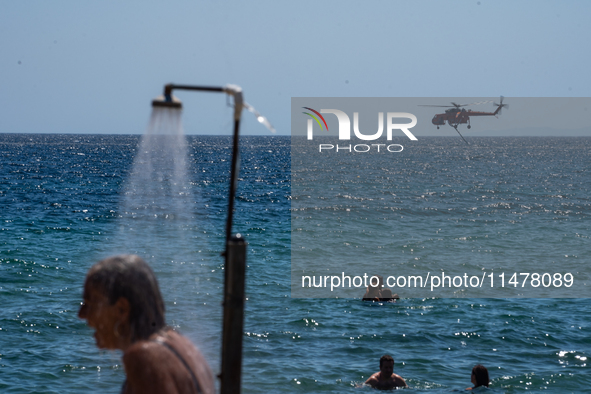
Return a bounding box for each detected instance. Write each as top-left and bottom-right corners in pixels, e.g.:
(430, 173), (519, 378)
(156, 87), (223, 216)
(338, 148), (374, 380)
(85, 254), (166, 341)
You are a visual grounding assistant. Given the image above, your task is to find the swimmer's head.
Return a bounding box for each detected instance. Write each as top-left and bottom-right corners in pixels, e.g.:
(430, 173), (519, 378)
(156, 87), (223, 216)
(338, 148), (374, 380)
(380, 354), (394, 367)
(379, 354), (394, 376)
(471, 364), (489, 388)
(82, 254), (166, 342)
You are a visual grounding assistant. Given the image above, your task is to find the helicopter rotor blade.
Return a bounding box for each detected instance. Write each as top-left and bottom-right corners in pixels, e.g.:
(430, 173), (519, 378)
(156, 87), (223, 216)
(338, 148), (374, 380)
(419, 102), (470, 108)
(493, 96), (508, 115)
(450, 102), (473, 108)
(420, 100), (492, 109)
(471, 100), (493, 106)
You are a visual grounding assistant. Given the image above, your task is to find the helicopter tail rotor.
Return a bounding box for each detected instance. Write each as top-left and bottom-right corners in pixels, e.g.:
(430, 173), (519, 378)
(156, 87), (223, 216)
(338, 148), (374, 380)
(494, 96), (508, 115)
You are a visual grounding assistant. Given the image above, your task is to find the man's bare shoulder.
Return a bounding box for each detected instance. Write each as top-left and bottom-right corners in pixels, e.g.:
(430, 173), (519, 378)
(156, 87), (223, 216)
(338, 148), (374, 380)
(123, 341), (177, 394)
(123, 340), (181, 379)
(364, 372), (407, 390)
(391, 373), (408, 387)
(124, 340), (172, 363)
(365, 372), (381, 385)
(124, 334), (215, 394)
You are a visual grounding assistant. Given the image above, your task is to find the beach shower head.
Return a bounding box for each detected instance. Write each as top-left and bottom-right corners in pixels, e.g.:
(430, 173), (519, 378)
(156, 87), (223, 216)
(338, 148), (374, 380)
(152, 84), (182, 108)
(152, 83), (274, 132)
(152, 94), (182, 108)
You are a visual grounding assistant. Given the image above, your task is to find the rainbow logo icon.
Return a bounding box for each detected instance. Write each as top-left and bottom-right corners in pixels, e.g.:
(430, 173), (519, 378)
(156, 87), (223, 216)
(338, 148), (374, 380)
(302, 107), (329, 131)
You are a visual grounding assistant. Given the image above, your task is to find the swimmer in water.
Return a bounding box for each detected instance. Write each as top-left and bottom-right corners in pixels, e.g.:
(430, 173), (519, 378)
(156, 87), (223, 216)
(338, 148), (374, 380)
(362, 276), (399, 302)
(79, 254), (215, 394)
(365, 354), (408, 390)
(362, 283), (382, 301)
(466, 364), (489, 390)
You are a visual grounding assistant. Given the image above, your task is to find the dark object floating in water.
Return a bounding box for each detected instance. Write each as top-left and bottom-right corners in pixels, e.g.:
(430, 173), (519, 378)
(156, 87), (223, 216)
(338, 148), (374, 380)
(363, 293), (400, 302)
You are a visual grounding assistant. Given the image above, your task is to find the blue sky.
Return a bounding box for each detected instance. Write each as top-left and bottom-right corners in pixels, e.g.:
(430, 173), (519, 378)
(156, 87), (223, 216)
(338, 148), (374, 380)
(1, 1), (590, 135)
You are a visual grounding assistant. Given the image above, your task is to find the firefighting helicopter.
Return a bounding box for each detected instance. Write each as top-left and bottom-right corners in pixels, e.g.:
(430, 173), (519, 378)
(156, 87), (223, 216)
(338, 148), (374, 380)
(420, 96), (508, 144)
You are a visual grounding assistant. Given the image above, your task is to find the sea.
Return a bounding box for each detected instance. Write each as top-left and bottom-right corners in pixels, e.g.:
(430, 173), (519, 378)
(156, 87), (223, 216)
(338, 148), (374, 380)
(0, 132), (589, 393)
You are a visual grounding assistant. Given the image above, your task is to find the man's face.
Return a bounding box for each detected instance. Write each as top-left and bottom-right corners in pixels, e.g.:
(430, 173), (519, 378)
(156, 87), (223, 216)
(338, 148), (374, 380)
(78, 283), (121, 349)
(380, 360), (394, 377)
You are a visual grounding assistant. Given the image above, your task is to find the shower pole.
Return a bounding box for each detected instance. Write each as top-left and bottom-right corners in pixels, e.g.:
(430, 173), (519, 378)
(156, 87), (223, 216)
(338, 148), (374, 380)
(153, 84), (247, 394)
